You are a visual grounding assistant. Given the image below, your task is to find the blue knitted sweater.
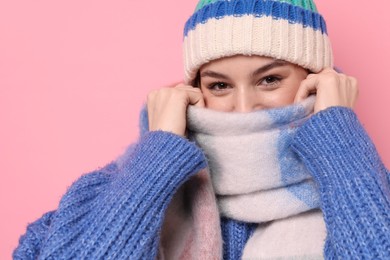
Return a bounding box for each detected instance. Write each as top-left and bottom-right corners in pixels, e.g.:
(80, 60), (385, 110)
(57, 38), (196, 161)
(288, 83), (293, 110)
(13, 107), (390, 259)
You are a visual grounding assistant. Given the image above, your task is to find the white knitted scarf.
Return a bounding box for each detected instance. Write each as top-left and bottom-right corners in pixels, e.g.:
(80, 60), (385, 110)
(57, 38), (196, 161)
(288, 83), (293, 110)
(158, 96), (326, 259)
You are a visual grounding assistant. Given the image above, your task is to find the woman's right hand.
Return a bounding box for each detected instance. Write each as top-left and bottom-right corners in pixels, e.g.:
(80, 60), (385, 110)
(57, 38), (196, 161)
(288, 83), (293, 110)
(147, 83), (205, 137)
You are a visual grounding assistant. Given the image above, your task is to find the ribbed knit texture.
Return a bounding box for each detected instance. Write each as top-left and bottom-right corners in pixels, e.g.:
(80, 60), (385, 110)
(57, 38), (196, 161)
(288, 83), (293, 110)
(183, 0), (333, 83)
(292, 107), (390, 259)
(13, 131), (207, 259)
(220, 218), (257, 259)
(195, 0), (318, 12)
(13, 107), (390, 259)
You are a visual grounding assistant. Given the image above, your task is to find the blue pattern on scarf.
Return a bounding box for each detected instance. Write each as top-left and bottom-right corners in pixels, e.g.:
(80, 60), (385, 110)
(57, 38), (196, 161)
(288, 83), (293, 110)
(266, 103), (320, 208)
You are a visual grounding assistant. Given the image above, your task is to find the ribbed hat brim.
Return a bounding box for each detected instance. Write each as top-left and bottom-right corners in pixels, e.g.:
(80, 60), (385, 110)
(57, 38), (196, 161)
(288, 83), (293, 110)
(183, 0), (333, 84)
(183, 15), (333, 83)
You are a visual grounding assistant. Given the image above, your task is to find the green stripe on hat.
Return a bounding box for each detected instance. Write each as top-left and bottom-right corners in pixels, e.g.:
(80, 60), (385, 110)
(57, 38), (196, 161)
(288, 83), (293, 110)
(195, 0), (318, 13)
(280, 0), (318, 12)
(195, 0), (219, 11)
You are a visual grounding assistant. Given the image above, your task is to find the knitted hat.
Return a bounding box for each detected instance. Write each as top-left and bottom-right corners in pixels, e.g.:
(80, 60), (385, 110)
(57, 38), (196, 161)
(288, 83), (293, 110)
(183, 0), (333, 84)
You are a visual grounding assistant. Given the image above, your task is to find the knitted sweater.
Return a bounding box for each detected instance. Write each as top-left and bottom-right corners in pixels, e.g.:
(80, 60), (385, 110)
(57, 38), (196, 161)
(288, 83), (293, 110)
(13, 107), (390, 259)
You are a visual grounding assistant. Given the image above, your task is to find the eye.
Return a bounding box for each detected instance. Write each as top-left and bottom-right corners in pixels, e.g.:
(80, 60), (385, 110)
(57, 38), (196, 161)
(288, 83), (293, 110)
(207, 82), (231, 91)
(259, 75), (282, 87)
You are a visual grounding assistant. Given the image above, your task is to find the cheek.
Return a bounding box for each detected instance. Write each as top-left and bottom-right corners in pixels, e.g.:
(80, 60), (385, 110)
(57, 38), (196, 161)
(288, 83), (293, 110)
(263, 80), (301, 107)
(201, 88), (232, 112)
(282, 82), (300, 101)
(203, 95), (232, 111)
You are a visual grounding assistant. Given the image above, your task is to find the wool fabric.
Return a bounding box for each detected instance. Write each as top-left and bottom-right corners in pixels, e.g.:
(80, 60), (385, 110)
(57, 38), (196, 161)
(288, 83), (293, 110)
(184, 96), (326, 258)
(183, 0), (334, 83)
(13, 107), (390, 259)
(187, 96), (320, 222)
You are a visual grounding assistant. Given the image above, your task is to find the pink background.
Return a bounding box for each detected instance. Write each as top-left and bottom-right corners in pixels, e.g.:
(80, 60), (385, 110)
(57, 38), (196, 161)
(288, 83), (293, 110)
(1, 0), (389, 258)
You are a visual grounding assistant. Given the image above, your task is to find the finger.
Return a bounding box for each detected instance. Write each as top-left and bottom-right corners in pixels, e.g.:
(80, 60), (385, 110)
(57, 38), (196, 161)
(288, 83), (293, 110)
(168, 82), (184, 88)
(175, 84), (202, 92)
(186, 89), (205, 107)
(146, 90), (158, 113)
(146, 90), (157, 130)
(174, 86), (205, 107)
(320, 67), (337, 74)
(347, 76), (359, 107)
(294, 76), (319, 103)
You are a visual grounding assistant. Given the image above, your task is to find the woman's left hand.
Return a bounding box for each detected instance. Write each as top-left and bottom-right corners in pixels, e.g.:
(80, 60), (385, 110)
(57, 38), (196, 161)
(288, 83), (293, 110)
(294, 68), (359, 114)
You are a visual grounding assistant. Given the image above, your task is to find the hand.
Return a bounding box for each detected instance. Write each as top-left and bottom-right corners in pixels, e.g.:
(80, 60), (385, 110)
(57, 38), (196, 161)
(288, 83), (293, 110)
(294, 68), (359, 113)
(147, 83), (205, 137)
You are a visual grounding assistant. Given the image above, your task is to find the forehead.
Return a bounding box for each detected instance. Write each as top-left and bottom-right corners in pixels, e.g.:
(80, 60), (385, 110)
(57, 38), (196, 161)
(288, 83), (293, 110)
(201, 55), (280, 71)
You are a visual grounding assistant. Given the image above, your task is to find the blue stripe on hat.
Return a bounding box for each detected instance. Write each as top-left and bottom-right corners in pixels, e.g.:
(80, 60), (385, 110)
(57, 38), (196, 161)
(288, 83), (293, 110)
(184, 0), (327, 37)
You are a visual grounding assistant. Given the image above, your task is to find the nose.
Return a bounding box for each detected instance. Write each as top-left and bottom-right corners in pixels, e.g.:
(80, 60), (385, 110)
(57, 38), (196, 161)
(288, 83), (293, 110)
(233, 87), (261, 112)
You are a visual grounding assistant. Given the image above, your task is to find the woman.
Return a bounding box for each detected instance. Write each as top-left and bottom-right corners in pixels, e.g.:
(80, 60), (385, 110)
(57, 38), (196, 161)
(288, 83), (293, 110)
(14, 0), (389, 259)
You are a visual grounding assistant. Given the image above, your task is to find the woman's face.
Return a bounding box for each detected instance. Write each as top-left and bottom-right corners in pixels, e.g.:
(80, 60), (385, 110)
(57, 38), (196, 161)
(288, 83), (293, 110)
(199, 55), (309, 112)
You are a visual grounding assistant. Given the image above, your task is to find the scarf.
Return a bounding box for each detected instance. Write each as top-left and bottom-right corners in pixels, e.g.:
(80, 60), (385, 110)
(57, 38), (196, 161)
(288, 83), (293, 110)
(158, 96), (326, 259)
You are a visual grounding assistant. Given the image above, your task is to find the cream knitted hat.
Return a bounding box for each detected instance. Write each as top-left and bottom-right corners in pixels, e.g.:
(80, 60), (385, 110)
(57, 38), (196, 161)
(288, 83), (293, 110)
(183, 0), (333, 84)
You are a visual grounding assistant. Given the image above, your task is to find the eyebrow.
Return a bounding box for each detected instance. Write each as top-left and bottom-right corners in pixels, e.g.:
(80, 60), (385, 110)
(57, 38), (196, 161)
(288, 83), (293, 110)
(200, 70), (230, 80)
(251, 59), (289, 77)
(200, 59), (289, 80)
